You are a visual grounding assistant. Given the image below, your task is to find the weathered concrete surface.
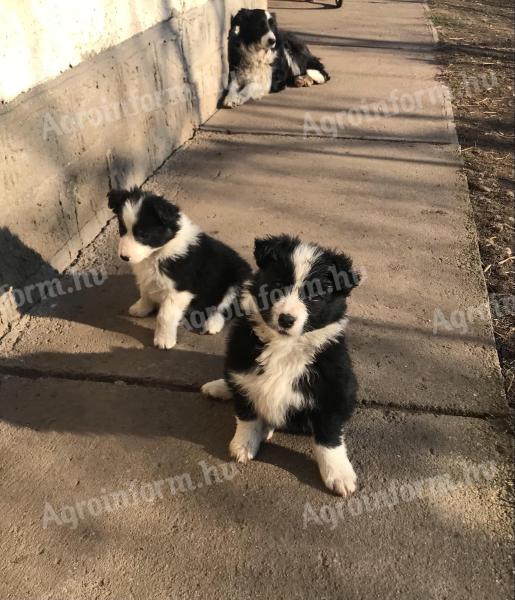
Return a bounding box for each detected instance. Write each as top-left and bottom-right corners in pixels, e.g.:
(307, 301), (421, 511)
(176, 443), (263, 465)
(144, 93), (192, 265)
(0, 0), (264, 330)
(0, 375), (512, 600)
(204, 45), (456, 143)
(269, 0), (435, 50)
(2, 136), (507, 416)
(1, 0), (213, 102)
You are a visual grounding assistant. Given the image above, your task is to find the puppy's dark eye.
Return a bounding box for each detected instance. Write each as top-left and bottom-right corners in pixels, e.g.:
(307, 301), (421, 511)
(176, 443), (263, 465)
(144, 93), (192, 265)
(268, 17), (274, 25)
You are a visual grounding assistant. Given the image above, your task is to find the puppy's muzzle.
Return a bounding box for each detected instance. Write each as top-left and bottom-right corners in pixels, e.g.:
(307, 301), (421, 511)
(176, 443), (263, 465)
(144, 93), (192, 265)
(278, 313), (296, 330)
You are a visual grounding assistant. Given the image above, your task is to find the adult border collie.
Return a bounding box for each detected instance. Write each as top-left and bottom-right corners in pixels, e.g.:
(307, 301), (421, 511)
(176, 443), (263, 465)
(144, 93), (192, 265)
(108, 187), (251, 349)
(202, 235), (361, 496)
(223, 9), (330, 108)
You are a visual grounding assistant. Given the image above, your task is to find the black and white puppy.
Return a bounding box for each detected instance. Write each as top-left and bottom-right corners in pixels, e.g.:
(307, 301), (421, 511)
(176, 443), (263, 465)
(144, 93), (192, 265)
(202, 235), (360, 496)
(223, 9), (330, 108)
(108, 187), (251, 349)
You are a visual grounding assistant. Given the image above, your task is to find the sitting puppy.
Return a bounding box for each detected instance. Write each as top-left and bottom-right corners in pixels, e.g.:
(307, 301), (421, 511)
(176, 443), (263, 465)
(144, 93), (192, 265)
(108, 187), (251, 349)
(223, 9), (330, 108)
(202, 235), (360, 496)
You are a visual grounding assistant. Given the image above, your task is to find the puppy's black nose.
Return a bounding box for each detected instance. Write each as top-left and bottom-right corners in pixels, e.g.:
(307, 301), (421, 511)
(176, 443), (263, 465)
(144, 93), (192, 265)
(278, 313), (296, 329)
(267, 38), (276, 47)
(120, 254), (130, 262)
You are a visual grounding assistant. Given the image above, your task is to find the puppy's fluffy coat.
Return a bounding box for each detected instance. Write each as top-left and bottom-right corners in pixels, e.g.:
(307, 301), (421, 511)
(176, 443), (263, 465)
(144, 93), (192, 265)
(223, 9), (330, 108)
(202, 235), (360, 496)
(108, 187), (250, 349)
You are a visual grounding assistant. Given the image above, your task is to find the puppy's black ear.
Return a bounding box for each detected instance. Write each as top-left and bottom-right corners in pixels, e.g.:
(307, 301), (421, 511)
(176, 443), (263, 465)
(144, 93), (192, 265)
(151, 196), (181, 229)
(254, 235), (297, 270)
(107, 189), (129, 213)
(329, 251), (361, 296)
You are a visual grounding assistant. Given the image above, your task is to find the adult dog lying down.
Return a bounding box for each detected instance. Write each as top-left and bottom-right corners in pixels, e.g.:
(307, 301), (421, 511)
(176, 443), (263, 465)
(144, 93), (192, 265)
(223, 9), (330, 108)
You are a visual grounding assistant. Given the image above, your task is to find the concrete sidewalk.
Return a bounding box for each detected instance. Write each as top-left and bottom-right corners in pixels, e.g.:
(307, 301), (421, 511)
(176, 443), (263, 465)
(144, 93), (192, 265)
(1, 1), (513, 599)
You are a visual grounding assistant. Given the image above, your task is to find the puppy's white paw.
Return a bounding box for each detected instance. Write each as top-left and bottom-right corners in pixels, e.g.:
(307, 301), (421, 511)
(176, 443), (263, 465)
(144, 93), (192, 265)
(229, 419), (263, 463)
(201, 379), (232, 401)
(203, 312), (225, 335)
(315, 444), (357, 497)
(129, 298), (154, 317)
(322, 461), (357, 497)
(153, 328), (177, 350)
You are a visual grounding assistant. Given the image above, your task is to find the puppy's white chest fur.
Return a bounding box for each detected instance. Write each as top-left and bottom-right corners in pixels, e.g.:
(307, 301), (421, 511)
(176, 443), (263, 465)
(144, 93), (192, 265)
(131, 259), (174, 304)
(237, 47), (275, 92)
(229, 320), (347, 427)
(230, 335), (310, 427)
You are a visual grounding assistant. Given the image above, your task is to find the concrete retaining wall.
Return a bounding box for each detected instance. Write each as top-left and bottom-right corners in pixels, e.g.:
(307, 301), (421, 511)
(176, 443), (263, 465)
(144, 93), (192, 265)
(0, 0), (264, 330)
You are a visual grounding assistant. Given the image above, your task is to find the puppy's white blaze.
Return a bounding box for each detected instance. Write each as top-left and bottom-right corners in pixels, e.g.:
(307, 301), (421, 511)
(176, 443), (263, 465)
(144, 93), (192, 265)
(314, 442), (357, 496)
(292, 242), (322, 290)
(121, 197), (143, 232)
(119, 197), (153, 263)
(306, 69), (326, 84)
(229, 418), (264, 463)
(229, 318), (347, 427)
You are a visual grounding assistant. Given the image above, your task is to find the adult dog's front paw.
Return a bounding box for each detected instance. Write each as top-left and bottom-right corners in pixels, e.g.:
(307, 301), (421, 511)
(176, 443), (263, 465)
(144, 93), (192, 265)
(153, 328), (177, 350)
(229, 419), (263, 463)
(315, 444), (357, 497)
(223, 94), (242, 109)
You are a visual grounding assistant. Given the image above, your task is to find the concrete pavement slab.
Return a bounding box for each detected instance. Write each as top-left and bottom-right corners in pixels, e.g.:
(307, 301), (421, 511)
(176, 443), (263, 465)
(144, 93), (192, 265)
(2, 134), (507, 416)
(203, 46), (455, 142)
(270, 0), (435, 50)
(0, 375), (512, 600)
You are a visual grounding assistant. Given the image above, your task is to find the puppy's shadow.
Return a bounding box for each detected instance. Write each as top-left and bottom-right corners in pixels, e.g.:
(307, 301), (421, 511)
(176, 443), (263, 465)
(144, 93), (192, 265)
(255, 438), (329, 492)
(0, 352), (327, 493)
(27, 270), (222, 350)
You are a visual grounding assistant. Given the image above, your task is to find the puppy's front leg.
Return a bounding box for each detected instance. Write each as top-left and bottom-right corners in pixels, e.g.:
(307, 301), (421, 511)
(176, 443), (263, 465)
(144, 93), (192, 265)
(129, 296), (155, 317)
(154, 291), (193, 350)
(311, 412), (357, 497)
(230, 417), (266, 463)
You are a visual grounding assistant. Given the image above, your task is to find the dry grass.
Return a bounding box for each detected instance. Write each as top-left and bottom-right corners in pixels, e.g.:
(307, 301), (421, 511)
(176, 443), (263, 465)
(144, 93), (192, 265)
(429, 0), (515, 407)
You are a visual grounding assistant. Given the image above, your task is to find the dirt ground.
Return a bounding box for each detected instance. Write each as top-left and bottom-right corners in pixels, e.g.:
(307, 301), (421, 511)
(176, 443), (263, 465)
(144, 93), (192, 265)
(428, 0), (515, 407)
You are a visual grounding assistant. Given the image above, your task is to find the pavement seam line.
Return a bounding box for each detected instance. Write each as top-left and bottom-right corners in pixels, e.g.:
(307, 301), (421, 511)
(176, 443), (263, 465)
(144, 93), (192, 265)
(0, 366), (510, 421)
(199, 127), (456, 145)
